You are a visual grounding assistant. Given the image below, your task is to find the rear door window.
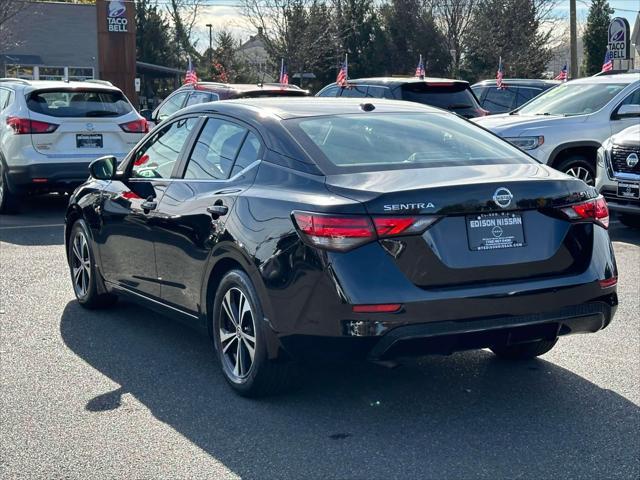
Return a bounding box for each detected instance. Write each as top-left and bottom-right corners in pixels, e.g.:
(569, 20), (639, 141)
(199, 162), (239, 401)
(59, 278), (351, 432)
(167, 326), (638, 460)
(515, 87), (543, 106)
(184, 118), (247, 180)
(482, 87), (517, 113)
(27, 89), (133, 117)
(401, 83), (480, 117)
(186, 91), (218, 106)
(0, 88), (10, 110)
(366, 86), (393, 98)
(131, 117), (198, 179)
(231, 132), (261, 176)
(340, 85), (368, 98)
(317, 86), (340, 97)
(156, 92), (189, 121)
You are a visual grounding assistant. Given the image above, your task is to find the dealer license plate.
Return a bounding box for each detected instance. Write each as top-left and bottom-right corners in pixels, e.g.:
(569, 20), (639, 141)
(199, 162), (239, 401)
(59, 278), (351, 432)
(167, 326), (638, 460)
(466, 212), (525, 251)
(76, 134), (103, 148)
(617, 182), (640, 199)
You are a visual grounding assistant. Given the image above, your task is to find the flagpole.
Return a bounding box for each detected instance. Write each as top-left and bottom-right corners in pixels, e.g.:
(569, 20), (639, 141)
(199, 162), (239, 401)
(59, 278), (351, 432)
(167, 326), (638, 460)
(280, 58), (284, 82)
(345, 53), (348, 80)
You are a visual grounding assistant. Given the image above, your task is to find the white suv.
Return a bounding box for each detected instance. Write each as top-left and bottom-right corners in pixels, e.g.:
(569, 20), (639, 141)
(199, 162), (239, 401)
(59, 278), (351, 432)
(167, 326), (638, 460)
(474, 73), (640, 186)
(0, 79), (147, 213)
(596, 124), (640, 227)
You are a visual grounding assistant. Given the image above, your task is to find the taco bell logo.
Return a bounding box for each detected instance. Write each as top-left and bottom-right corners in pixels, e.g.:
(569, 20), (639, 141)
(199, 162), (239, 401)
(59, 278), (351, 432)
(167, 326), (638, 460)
(107, 1), (128, 32)
(608, 17), (629, 59)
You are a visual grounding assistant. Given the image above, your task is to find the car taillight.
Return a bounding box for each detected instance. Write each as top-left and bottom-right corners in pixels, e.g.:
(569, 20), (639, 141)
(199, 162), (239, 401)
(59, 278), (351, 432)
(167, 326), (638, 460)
(560, 196), (609, 229)
(7, 117), (58, 134)
(292, 211), (439, 251)
(119, 119), (149, 134)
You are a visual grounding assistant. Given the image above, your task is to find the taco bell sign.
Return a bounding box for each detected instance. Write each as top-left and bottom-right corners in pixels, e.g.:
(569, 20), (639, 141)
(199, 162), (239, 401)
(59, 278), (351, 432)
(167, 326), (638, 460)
(107, 0), (128, 32)
(608, 17), (630, 60)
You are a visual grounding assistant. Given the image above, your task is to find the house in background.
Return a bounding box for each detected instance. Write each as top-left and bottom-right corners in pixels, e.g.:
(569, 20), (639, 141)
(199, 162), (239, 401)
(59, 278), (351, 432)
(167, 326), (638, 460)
(237, 28), (275, 83)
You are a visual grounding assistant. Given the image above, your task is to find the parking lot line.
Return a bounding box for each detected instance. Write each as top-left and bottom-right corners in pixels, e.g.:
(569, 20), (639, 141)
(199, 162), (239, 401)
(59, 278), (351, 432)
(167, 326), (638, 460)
(0, 223), (64, 230)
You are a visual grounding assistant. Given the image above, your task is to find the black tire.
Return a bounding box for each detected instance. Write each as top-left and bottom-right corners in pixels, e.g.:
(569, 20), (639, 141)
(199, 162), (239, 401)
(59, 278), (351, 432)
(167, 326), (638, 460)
(212, 269), (295, 397)
(68, 219), (118, 309)
(491, 338), (558, 360)
(555, 156), (595, 186)
(619, 213), (640, 229)
(0, 170), (19, 214)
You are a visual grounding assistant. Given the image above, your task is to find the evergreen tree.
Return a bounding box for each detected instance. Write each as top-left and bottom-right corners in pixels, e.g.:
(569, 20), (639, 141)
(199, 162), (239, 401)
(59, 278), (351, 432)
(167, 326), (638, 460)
(463, 0), (552, 82)
(582, 0), (613, 76)
(135, 0), (179, 67)
(379, 0), (450, 76)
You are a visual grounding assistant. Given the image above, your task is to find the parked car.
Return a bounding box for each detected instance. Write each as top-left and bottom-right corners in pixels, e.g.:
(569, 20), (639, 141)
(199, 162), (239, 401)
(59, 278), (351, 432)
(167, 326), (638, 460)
(143, 82), (310, 125)
(596, 124), (640, 227)
(473, 73), (640, 186)
(471, 78), (559, 114)
(316, 77), (488, 118)
(0, 78), (147, 213)
(65, 97), (617, 397)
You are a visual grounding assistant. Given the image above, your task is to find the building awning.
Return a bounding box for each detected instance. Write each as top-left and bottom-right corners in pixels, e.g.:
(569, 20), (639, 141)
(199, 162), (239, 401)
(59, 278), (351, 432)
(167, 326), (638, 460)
(136, 61), (184, 76)
(1, 54), (44, 65)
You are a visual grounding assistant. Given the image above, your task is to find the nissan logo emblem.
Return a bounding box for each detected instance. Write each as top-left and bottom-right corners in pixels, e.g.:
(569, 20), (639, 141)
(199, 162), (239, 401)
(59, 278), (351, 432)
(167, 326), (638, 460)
(627, 153), (639, 168)
(493, 187), (513, 209)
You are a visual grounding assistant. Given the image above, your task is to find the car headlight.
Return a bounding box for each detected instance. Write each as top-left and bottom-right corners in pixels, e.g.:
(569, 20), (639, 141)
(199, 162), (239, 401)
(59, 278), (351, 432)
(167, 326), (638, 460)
(504, 136), (545, 150)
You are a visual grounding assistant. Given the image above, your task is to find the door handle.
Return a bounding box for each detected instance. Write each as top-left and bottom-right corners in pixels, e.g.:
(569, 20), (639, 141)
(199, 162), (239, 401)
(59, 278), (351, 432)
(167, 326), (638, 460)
(207, 204), (229, 217)
(141, 196), (157, 212)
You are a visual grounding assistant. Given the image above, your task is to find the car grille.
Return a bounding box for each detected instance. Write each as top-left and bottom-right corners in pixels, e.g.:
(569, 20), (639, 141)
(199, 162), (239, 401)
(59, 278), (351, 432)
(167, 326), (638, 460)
(611, 144), (640, 176)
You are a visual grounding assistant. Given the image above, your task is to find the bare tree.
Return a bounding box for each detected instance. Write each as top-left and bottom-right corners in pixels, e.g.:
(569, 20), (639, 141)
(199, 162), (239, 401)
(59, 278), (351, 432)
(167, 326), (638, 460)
(166, 0), (205, 60)
(432, 0), (476, 77)
(240, 0), (338, 86)
(0, 0), (28, 51)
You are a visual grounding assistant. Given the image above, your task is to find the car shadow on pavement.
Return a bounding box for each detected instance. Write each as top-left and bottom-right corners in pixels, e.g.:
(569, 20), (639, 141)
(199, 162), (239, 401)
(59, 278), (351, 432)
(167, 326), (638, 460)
(609, 223), (640, 246)
(0, 194), (67, 246)
(60, 300), (640, 479)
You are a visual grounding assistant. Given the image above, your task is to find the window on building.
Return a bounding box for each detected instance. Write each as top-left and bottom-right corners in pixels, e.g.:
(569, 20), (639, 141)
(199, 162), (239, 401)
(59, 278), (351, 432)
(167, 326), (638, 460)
(39, 67), (65, 81)
(68, 68), (94, 81)
(5, 65), (34, 80)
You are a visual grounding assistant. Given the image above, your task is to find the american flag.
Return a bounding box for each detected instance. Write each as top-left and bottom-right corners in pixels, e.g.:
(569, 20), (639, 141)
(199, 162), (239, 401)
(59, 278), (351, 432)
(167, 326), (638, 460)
(336, 55), (348, 87)
(496, 57), (505, 89)
(601, 49), (613, 72)
(184, 57), (198, 85)
(415, 55), (425, 78)
(554, 64), (568, 81)
(279, 59), (289, 85)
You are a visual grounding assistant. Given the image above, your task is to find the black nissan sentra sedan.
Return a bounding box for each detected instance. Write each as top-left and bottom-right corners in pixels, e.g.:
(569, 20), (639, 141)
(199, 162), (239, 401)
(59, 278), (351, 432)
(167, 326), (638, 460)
(64, 98), (618, 397)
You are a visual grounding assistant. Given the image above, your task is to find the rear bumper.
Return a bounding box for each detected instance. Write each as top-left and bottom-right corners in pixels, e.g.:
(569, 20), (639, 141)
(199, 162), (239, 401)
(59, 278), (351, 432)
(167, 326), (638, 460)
(280, 298), (617, 361)
(5, 162), (91, 193)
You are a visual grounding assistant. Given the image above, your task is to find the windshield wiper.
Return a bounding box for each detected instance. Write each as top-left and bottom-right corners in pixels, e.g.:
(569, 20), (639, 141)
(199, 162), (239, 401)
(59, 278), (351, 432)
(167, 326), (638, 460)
(447, 104), (473, 110)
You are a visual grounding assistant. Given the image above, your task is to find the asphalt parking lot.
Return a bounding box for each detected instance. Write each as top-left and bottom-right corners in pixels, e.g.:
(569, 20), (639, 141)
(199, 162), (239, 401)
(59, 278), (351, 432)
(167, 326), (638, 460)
(1, 195), (639, 480)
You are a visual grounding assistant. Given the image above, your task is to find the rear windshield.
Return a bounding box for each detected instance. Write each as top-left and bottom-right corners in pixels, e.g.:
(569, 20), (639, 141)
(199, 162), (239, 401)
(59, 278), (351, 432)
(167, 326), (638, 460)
(288, 112), (535, 174)
(401, 83), (480, 117)
(27, 89), (133, 118)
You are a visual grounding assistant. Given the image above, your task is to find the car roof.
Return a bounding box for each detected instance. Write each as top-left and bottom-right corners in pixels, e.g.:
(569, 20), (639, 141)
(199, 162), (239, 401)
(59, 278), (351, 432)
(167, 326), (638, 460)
(181, 97), (441, 120)
(0, 78), (120, 92)
(325, 76), (470, 88)
(179, 82), (305, 93)
(472, 78), (560, 87)
(569, 73), (640, 84)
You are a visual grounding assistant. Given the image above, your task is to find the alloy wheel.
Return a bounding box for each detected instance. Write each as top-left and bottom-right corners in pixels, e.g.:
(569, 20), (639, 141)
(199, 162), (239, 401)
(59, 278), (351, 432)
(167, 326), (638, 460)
(0, 174), (4, 208)
(565, 166), (594, 186)
(71, 232), (91, 298)
(219, 287), (257, 380)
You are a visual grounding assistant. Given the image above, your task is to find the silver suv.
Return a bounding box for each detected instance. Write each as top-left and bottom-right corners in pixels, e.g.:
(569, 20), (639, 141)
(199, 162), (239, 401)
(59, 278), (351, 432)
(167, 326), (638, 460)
(596, 124), (640, 228)
(474, 73), (640, 186)
(0, 78), (147, 213)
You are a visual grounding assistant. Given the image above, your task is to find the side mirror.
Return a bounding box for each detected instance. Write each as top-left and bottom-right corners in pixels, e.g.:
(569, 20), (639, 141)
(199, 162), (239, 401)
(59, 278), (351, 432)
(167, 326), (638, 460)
(140, 109), (153, 121)
(614, 104), (640, 119)
(89, 155), (117, 180)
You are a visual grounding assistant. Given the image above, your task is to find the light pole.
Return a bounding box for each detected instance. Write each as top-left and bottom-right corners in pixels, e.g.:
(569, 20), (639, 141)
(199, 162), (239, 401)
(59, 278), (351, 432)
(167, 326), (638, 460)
(569, 0), (578, 78)
(206, 23), (213, 79)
